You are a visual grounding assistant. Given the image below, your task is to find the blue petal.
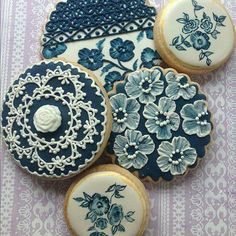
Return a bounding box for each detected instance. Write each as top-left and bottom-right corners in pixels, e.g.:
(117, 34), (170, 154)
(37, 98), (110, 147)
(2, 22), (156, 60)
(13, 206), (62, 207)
(143, 103), (158, 119)
(110, 94), (127, 110)
(198, 122), (212, 137)
(166, 83), (180, 100)
(157, 155), (171, 172)
(158, 141), (174, 157)
(183, 148), (197, 165)
(126, 113), (140, 130)
(182, 120), (199, 135)
(180, 104), (198, 120)
(118, 155), (133, 169)
(156, 125), (172, 140)
(170, 161), (187, 175)
(169, 113), (180, 131)
(165, 71), (177, 83)
(114, 135), (128, 154)
(145, 119), (160, 133)
(159, 97), (176, 113)
(132, 152), (148, 169)
(172, 136), (190, 152)
(139, 93), (156, 104)
(194, 100), (208, 114)
(112, 121), (126, 133)
(138, 135), (155, 154)
(125, 130), (142, 144)
(126, 98), (140, 113)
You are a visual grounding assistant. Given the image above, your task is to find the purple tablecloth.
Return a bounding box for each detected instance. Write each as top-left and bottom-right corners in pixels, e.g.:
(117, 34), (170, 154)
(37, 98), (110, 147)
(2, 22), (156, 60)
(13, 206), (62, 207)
(1, 0), (236, 235)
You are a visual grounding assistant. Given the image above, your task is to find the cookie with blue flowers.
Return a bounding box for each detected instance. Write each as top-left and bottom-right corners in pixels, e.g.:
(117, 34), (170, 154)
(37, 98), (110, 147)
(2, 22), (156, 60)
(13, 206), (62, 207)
(154, 0), (235, 74)
(41, 0), (162, 92)
(106, 67), (213, 182)
(64, 164), (149, 236)
(1, 60), (112, 179)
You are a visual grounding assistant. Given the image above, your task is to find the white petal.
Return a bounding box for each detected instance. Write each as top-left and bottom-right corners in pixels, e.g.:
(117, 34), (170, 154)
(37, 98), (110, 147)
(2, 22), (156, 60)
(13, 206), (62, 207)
(169, 113), (180, 131)
(165, 83), (180, 100)
(183, 148), (197, 165)
(158, 141), (174, 156)
(159, 97), (176, 113)
(165, 71), (176, 83)
(172, 136), (190, 152)
(138, 135), (155, 154)
(110, 94), (127, 110)
(132, 152), (148, 169)
(143, 103), (158, 119)
(180, 104), (198, 120)
(126, 113), (140, 130)
(157, 155), (171, 172)
(126, 98), (140, 113)
(112, 121), (126, 133)
(156, 126), (172, 140)
(125, 129), (142, 144)
(198, 123), (212, 137)
(170, 161), (187, 175)
(118, 155), (133, 169)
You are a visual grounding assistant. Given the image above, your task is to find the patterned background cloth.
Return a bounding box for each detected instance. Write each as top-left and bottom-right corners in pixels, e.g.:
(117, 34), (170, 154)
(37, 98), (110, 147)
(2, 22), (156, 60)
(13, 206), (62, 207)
(0, 0), (235, 235)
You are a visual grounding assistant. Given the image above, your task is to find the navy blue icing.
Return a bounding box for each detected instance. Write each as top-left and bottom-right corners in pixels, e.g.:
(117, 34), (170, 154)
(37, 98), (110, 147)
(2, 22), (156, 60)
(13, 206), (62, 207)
(42, 0), (157, 58)
(2, 61), (106, 177)
(107, 70), (212, 182)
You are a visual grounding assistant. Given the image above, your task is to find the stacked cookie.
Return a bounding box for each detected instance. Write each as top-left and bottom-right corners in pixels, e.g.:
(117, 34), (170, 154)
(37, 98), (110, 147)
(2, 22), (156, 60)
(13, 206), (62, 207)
(1, 0), (235, 235)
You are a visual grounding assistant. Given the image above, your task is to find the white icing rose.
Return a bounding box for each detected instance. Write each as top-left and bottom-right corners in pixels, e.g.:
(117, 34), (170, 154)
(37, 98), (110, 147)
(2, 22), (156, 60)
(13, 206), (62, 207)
(33, 105), (62, 133)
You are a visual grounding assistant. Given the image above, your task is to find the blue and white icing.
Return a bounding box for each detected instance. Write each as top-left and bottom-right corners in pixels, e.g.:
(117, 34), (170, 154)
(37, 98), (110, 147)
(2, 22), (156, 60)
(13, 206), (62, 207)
(107, 67), (213, 181)
(1, 61), (108, 178)
(41, 0), (162, 91)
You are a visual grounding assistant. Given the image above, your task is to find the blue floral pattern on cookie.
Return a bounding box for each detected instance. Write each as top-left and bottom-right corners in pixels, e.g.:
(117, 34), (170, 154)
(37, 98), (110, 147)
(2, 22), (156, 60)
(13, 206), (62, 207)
(180, 100), (212, 137)
(125, 69), (164, 104)
(41, 0), (162, 91)
(114, 130), (155, 169)
(157, 136), (197, 175)
(110, 94), (140, 133)
(143, 97), (180, 140)
(107, 67), (213, 181)
(73, 183), (135, 235)
(170, 0), (226, 66)
(165, 71), (197, 100)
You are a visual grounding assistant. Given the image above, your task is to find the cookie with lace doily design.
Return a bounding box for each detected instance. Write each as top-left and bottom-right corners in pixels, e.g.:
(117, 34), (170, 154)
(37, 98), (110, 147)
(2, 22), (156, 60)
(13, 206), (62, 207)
(154, 0), (235, 74)
(1, 60), (111, 178)
(106, 67), (213, 182)
(64, 164), (149, 236)
(41, 0), (162, 92)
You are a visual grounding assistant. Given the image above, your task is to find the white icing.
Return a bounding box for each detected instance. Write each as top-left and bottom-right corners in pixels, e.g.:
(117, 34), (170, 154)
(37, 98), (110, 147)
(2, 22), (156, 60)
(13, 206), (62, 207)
(162, 0), (235, 67)
(60, 31), (159, 85)
(33, 105), (62, 133)
(66, 172), (146, 236)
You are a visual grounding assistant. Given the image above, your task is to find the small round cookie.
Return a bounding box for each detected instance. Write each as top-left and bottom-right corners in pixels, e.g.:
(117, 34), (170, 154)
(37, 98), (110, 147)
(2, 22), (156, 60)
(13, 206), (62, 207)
(41, 0), (162, 92)
(64, 164), (149, 236)
(1, 60), (111, 178)
(154, 0), (235, 74)
(106, 67), (213, 182)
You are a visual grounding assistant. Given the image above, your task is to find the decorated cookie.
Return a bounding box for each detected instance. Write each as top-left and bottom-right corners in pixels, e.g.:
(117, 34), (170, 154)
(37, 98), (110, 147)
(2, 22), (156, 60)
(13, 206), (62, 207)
(1, 60), (111, 178)
(154, 0), (235, 74)
(106, 67), (213, 182)
(64, 164), (149, 236)
(41, 0), (162, 92)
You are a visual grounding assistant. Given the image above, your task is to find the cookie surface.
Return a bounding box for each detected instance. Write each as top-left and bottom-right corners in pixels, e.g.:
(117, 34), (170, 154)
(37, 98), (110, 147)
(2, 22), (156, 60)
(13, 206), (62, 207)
(106, 67), (213, 182)
(1, 60), (111, 178)
(64, 164), (149, 236)
(154, 0), (235, 74)
(41, 0), (162, 91)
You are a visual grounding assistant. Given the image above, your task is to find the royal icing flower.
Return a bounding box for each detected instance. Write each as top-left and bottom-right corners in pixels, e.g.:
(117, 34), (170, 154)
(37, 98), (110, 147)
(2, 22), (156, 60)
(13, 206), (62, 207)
(165, 71), (197, 100)
(182, 19), (199, 34)
(104, 71), (123, 92)
(200, 15), (213, 33)
(108, 204), (124, 226)
(125, 69), (164, 104)
(110, 94), (140, 133)
(78, 48), (104, 70)
(95, 218), (108, 230)
(109, 38), (135, 62)
(180, 100), (212, 137)
(89, 194), (110, 216)
(114, 130), (154, 169)
(157, 136), (197, 175)
(33, 105), (62, 133)
(141, 48), (162, 68)
(190, 31), (211, 51)
(143, 97), (180, 140)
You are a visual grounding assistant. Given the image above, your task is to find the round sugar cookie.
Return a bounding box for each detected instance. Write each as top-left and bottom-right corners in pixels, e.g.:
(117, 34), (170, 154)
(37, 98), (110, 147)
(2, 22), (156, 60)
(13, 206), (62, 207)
(1, 60), (112, 178)
(41, 0), (162, 92)
(154, 0), (235, 74)
(64, 164), (149, 236)
(106, 67), (213, 182)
